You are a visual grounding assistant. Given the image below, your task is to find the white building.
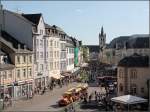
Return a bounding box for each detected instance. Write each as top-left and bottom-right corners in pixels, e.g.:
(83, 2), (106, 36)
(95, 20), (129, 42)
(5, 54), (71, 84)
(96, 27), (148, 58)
(45, 24), (61, 80)
(66, 36), (75, 72)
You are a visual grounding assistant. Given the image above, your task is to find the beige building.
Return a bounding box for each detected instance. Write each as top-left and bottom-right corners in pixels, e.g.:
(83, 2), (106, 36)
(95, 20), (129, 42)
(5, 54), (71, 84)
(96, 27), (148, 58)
(117, 54), (150, 98)
(0, 31), (33, 99)
(0, 50), (15, 98)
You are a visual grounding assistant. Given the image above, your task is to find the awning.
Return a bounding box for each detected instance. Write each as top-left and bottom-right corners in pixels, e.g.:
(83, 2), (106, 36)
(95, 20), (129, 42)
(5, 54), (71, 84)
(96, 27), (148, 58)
(52, 74), (64, 79)
(111, 95), (148, 105)
(62, 72), (71, 77)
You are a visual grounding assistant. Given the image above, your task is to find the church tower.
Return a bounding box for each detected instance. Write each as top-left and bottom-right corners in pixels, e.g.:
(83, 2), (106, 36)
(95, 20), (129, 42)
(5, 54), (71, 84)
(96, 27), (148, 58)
(99, 26), (106, 50)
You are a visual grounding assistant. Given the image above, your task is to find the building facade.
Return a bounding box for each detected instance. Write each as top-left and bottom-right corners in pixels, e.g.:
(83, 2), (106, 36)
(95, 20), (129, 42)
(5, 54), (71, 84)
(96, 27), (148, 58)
(0, 31), (33, 99)
(117, 54), (150, 98)
(3, 10), (49, 89)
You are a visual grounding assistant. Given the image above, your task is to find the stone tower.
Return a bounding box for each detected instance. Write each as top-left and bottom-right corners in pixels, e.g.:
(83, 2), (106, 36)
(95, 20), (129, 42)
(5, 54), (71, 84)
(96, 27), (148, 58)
(99, 26), (106, 50)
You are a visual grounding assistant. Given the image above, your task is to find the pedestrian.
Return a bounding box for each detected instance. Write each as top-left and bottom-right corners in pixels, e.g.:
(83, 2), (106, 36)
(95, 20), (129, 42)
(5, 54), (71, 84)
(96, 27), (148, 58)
(95, 91), (97, 96)
(89, 94), (92, 103)
(95, 93), (98, 102)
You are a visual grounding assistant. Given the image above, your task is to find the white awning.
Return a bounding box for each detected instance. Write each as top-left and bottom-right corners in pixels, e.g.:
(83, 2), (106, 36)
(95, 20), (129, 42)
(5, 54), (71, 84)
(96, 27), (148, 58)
(111, 95), (147, 105)
(52, 74), (64, 79)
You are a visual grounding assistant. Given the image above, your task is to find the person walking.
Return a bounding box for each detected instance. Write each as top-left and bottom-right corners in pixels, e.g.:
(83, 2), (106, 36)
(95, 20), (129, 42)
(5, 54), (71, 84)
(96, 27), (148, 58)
(89, 94), (92, 103)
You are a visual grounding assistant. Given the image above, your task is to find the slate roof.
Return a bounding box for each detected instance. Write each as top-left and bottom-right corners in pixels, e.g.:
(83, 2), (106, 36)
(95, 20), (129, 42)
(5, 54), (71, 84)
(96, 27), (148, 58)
(108, 34), (149, 49)
(118, 53), (149, 67)
(22, 13), (42, 25)
(84, 45), (99, 53)
(126, 35), (149, 48)
(1, 31), (32, 53)
(109, 36), (130, 49)
(4, 10), (35, 26)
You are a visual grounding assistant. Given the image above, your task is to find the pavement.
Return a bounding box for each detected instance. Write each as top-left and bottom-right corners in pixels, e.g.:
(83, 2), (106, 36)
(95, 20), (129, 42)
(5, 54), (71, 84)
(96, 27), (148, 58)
(4, 82), (109, 112)
(5, 82), (82, 111)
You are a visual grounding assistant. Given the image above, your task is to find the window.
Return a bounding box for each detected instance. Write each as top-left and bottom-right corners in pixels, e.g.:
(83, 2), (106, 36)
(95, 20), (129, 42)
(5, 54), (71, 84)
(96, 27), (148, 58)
(29, 56), (32, 63)
(40, 39), (43, 47)
(141, 87), (144, 93)
(57, 51), (59, 58)
(50, 51), (53, 58)
(40, 52), (43, 58)
(54, 51), (56, 57)
(23, 69), (26, 78)
(54, 41), (56, 47)
(47, 40), (48, 47)
(55, 62), (57, 69)
(40, 64), (43, 71)
(50, 62), (53, 70)
(131, 69), (137, 79)
(17, 56), (20, 64)
(57, 42), (59, 48)
(29, 68), (32, 76)
(57, 61), (59, 69)
(119, 69), (123, 78)
(46, 52), (48, 58)
(36, 52), (39, 59)
(36, 39), (39, 46)
(40, 30), (43, 34)
(3, 71), (7, 79)
(130, 84), (137, 95)
(8, 70), (12, 78)
(119, 83), (123, 92)
(50, 40), (53, 46)
(23, 56), (26, 63)
(17, 70), (20, 78)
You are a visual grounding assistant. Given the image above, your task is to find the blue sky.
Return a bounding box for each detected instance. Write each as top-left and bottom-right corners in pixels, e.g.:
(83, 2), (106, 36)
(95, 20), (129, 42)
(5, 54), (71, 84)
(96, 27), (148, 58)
(2, 1), (149, 45)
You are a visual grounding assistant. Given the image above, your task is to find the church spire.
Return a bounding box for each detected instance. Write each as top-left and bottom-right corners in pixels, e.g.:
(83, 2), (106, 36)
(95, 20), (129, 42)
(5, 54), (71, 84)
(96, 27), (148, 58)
(101, 26), (104, 36)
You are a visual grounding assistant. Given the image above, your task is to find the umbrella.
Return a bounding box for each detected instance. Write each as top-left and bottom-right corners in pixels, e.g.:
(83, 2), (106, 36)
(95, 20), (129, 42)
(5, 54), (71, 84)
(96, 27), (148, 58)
(111, 95), (147, 111)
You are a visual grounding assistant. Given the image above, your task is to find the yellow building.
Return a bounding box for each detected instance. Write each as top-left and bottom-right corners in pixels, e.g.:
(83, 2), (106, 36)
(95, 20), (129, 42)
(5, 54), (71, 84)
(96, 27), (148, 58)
(0, 50), (15, 98)
(0, 31), (33, 99)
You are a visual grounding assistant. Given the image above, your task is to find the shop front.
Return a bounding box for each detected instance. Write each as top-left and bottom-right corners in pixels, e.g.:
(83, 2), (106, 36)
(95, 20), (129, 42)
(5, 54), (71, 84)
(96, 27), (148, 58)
(13, 80), (33, 100)
(0, 84), (14, 99)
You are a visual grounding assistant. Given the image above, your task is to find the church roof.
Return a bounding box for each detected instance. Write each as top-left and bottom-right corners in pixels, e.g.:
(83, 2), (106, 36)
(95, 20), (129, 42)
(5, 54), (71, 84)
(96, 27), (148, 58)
(84, 45), (99, 53)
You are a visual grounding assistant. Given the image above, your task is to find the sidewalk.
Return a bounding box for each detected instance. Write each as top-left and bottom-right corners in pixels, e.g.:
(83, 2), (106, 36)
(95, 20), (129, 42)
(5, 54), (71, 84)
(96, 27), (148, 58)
(5, 82), (81, 111)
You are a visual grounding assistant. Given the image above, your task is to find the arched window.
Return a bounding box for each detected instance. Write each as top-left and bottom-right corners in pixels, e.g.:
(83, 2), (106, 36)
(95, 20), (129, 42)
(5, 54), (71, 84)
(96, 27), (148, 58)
(119, 69), (123, 78)
(130, 69), (137, 79)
